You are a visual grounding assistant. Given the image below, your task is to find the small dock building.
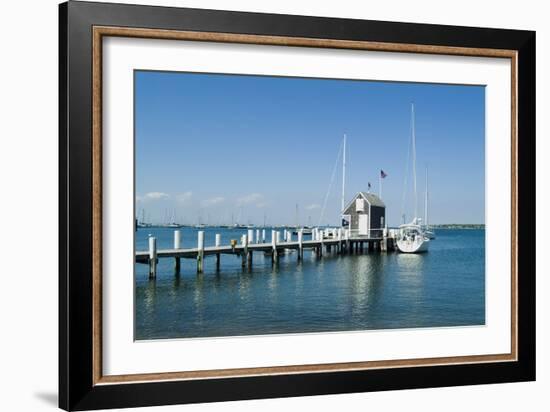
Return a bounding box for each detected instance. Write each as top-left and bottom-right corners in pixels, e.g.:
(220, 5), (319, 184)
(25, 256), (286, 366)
(342, 192), (386, 238)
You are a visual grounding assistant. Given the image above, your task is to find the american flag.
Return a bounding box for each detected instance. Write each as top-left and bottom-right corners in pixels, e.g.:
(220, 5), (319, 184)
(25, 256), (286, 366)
(368, 182), (371, 190)
(380, 169), (388, 179)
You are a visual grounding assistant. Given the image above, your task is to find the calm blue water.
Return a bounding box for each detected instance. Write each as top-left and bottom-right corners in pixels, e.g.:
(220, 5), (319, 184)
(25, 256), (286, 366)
(135, 228), (485, 340)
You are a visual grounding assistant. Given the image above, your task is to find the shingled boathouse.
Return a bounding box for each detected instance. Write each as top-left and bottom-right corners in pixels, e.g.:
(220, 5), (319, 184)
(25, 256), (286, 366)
(342, 192), (386, 238)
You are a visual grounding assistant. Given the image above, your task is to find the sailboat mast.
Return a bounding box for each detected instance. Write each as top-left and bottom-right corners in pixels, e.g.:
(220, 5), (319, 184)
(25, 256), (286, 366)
(341, 133), (346, 214)
(424, 166), (428, 226)
(412, 103), (418, 221)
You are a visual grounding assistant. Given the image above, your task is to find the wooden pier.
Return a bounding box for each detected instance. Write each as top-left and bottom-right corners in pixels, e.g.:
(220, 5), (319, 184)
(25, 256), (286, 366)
(137, 228), (396, 278)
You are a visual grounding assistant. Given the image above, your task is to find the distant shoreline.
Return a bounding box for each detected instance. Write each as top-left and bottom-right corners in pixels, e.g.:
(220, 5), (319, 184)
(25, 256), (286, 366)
(430, 224), (485, 229)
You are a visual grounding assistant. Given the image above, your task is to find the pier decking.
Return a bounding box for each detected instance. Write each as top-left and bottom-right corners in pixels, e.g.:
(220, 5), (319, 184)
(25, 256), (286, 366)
(137, 228), (396, 278)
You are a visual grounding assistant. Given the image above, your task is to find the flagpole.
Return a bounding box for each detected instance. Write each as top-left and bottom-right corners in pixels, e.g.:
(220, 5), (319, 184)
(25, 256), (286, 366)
(379, 172), (382, 199)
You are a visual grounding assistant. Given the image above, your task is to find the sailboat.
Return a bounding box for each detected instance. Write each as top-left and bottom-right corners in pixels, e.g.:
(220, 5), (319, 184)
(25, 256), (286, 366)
(397, 103), (430, 253)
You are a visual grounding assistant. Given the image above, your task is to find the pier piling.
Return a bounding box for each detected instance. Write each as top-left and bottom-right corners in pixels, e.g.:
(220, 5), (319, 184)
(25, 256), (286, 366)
(298, 229), (303, 261)
(241, 234), (248, 268)
(174, 230), (181, 274)
(215, 233), (221, 269)
(197, 231), (205, 273)
(148, 236), (157, 278)
(271, 230), (278, 264)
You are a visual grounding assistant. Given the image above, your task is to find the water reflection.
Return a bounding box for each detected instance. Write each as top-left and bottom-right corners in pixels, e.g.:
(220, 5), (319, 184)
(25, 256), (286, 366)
(395, 253), (426, 291)
(135, 230), (485, 339)
(238, 271), (252, 303)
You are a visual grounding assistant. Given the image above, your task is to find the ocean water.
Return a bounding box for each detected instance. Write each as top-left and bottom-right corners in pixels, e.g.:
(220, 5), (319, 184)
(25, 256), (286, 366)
(135, 227), (485, 340)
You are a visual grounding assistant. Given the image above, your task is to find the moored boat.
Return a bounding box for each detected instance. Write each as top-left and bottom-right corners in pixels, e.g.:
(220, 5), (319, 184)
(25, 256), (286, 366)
(397, 220), (430, 253)
(397, 103), (432, 253)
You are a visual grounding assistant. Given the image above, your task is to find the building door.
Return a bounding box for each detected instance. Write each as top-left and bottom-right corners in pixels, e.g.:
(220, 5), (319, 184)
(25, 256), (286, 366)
(358, 214), (369, 235)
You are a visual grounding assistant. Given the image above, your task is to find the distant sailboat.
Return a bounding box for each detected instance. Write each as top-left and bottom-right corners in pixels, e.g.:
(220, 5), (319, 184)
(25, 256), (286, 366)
(137, 209), (152, 228)
(397, 103), (430, 253)
(166, 209), (181, 228)
(292, 203), (313, 235)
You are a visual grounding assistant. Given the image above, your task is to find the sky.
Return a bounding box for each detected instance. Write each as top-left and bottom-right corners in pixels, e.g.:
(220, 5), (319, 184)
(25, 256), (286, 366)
(135, 70), (485, 226)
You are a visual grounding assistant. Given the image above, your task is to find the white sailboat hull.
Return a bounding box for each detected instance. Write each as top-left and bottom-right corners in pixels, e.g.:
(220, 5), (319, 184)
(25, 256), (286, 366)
(397, 237), (430, 253)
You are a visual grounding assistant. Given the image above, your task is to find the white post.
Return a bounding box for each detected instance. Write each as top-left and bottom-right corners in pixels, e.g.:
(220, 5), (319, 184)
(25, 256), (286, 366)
(276, 231), (281, 244)
(215, 233), (221, 247)
(248, 229), (254, 244)
(283, 229), (288, 242)
(286, 231), (292, 242)
(197, 231), (205, 273)
(271, 229), (278, 263)
(256, 229), (260, 244)
(149, 236), (157, 278)
(174, 230), (181, 249)
(262, 229), (266, 243)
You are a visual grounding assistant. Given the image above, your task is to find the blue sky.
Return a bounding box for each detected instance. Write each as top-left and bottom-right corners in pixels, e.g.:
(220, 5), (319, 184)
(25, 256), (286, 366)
(135, 70), (485, 226)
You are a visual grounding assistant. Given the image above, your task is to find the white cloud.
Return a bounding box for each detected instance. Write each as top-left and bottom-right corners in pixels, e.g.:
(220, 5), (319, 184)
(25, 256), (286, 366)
(176, 191), (193, 204)
(137, 192), (170, 202)
(201, 196), (225, 207)
(305, 203), (321, 210)
(236, 193), (265, 207)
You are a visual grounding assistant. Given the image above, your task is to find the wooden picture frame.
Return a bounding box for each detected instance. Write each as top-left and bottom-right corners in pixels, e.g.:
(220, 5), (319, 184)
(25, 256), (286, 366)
(59, 1), (535, 410)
